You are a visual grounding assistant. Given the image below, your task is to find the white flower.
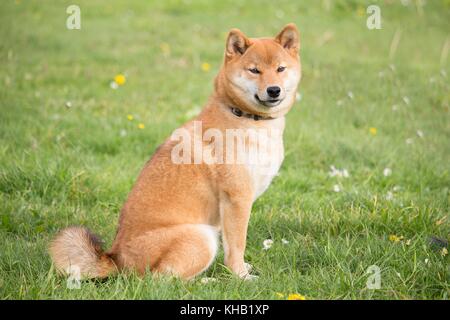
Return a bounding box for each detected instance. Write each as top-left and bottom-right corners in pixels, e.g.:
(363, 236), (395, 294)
(333, 184), (341, 193)
(185, 105), (201, 118)
(342, 169), (349, 178)
(282, 239), (289, 245)
(329, 165), (349, 178)
(200, 277), (217, 284)
(406, 138), (413, 145)
(416, 130), (424, 138)
(383, 168), (392, 177)
(386, 191), (394, 201)
(402, 96), (410, 105)
(110, 81), (118, 89)
(263, 239), (273, 250)
(347, 91), (354, 99)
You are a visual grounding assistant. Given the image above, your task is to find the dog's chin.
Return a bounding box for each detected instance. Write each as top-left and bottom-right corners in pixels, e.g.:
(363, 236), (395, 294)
(254, 94), (283, 108)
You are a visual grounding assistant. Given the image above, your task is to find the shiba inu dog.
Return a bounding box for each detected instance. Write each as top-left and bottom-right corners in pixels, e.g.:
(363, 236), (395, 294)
(50, 23), (301, 280)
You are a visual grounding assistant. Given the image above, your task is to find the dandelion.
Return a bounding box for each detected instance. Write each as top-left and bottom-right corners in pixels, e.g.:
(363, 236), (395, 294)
(333, 184), (341, 193)
(127, 114), (134, 121)
(383, 168), (392, 177)
(389, 235), (404, 243)
(282, 239), (289, 245)
(441, 248), (448, 257)
(114, 74), (126, 85)
(356, 6), (365, 17)
(138, 123), (145, 129)
(201, 62), (211, 72)
(369, 127), (377, 136)
(435, 216), (447, 226)
(287, 293), (306, 300)
(200, 277), (217, 284)
(263, 239), (273, 250)
(160, 42), (171, 56)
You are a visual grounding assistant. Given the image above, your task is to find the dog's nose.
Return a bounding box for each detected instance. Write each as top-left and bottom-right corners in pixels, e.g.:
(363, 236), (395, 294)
(266, 86), (281, 98)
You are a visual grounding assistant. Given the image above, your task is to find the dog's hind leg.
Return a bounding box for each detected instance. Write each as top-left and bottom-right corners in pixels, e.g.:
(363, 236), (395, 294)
(120, 224), (218, 280)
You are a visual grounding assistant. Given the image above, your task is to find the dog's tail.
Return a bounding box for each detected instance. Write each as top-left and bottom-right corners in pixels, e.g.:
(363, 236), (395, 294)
(49, 226), (117, 279)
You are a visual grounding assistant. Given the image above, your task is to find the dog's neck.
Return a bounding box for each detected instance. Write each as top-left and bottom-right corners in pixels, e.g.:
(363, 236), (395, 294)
(228, 106), (275, 121)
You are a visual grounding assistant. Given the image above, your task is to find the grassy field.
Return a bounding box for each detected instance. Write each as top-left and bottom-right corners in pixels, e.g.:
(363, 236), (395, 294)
(0, 0), (449, 300)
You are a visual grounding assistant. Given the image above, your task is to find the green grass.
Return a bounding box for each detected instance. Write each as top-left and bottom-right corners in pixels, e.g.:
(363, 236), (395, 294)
(0, 0), (449, 299)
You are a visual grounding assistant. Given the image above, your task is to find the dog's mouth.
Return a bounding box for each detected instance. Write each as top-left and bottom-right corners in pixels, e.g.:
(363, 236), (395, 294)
(254, 94), (283, 107)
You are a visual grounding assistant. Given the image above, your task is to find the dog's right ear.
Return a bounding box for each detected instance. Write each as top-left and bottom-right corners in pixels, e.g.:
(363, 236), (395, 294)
(226, 29), (251, 59)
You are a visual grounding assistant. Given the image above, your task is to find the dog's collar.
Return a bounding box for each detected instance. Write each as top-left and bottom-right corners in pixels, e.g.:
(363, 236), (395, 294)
(230, 107), (274, 121)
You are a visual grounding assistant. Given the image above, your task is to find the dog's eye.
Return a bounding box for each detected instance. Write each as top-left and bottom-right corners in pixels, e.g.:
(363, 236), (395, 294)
(248, 68), (260, 74)
(277, 66), (286, 73)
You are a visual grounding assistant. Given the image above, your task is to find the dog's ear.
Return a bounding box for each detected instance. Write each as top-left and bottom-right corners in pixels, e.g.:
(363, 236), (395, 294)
(226, 29), (251, 58)
(275, 23), (300, 54)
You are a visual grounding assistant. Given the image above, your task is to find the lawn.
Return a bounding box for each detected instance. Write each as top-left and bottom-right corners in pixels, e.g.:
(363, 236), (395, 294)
(0, 0), (449, 299)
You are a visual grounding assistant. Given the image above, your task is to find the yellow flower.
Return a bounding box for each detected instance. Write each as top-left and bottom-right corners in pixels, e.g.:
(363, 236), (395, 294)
(287, 293), (306, 300)
(160, 42), (171, 56)
(369, 127), (377, 136)
(441, 248), (448, 257)
(127, 114), (134, 121)
(356, 6), (365, 17)
(114, 74), (126, 85)
(435, 216), (447, 226)
(201, 62), (211, 72)
(138, 123), (145, 129)
(389, 234), (404, 243)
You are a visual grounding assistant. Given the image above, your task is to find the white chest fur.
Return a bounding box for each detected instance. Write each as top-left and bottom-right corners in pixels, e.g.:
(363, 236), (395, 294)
(244, 118), (285, 200)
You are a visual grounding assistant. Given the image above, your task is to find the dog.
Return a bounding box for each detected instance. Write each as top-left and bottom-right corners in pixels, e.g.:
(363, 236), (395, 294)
(50, 23), (302, 280)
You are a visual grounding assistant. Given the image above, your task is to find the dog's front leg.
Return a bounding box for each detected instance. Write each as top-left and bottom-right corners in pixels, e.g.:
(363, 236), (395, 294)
(220, 196), (255, 279)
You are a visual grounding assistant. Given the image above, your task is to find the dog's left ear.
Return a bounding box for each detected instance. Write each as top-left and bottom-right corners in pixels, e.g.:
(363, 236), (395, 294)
(275, 23), (300, 54)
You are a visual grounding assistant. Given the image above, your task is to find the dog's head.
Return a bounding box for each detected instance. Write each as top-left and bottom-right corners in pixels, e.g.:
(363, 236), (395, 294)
(220, 24), (301, 118)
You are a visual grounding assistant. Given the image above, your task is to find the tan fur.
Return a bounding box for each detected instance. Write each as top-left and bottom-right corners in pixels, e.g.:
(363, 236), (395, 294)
(49, 24), (301, 280)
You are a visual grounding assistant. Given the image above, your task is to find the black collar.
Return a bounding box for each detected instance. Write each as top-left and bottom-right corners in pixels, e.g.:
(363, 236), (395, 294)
(230, 107), (274, 121)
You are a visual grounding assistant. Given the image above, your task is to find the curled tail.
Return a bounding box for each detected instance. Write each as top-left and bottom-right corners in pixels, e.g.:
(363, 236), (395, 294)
(49, 226), (117, 279)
